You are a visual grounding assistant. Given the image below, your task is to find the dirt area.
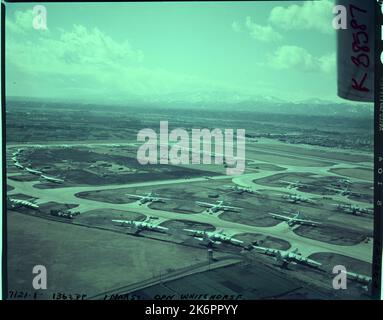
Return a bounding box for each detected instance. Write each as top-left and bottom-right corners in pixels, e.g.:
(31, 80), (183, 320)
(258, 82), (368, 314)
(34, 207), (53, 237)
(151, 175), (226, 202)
(293, 225), (368, 246)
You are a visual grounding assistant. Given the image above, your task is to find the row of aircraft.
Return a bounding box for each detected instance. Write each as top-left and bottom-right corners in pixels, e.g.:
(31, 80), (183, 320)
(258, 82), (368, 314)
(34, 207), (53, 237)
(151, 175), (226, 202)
(7, 196), (321, 270)
(282, 179), (352, 196)
(333, 204), (373, 216)
(11, 149), (64, 184)
(111, 218), (244, 245)
(112, 217), (373, 280)
(227, 184), (316, 205)
(227, 185), (315, 205)
(8, 198), (39, 210)
(251, 245), (371, 284)
(125, 192), (242, 214)
(112, 212), (321, 244)
(277, 182), (372, 215)
(61, 175), (365, 217)
(111, 217), (324, 268)
(124, 192), (325, 227)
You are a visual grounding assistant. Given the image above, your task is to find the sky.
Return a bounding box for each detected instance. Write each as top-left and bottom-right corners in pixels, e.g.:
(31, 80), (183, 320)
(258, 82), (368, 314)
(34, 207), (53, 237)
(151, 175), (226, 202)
(5, 1), (343, 105)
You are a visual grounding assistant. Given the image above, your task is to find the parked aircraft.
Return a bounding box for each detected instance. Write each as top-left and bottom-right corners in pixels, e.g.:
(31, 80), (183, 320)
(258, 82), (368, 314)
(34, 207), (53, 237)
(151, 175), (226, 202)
(252, 246), (322, 268)
(184, 228), (244, 246)
(126, 192), (170, 205)
(269, 211), (321, 227)
(196, 201), (242, 214)
(112, 219), (169, 234)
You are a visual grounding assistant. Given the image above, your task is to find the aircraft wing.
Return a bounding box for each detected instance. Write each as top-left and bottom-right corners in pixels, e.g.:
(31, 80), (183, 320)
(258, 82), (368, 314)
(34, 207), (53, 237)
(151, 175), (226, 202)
(305, 258), (322, 267)
(194, 237), (221, 245)
(112, 219), (132, 225)
(280, 180), (306, 187)
(221, 205), (242, 211)
(183, 228), (205, 236)
(289, 253), (322, 267)
(125, 194), (144, 199)
(252, 245), (279, 255)
(196, 201), (215, 208)
(229, 238), (244, 245)
(268, 213), (290, 221)
(293, 218), (321, 226)
(155, 225), (169, 231)
(153, 197), (171, 201)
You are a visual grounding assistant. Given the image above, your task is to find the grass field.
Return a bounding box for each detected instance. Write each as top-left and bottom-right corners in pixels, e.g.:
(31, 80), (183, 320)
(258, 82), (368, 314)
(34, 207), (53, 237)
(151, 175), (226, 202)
(7, 212), (217, 299)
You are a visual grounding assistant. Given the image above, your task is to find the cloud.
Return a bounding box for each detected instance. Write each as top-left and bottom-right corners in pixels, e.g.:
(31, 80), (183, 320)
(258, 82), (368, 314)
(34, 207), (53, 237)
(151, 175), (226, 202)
(318, 52), (336, 74)
(245, 17), (282, 42)
(6, 10), (238, 101)
(267, 45), (335, 74)
(6, 9), (34, 34)
(231, 21), (241, 32)
(7, 23), (145, 84)
(269, 0), (334, 34)
(233, 0), (334, 43)
(231, 17), (282, 42)
(6, 9), (337, 104)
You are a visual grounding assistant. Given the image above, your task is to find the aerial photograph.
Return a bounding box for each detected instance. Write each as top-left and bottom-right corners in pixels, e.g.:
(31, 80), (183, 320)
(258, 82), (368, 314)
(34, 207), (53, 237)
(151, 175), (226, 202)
(5, 1), (374, 300)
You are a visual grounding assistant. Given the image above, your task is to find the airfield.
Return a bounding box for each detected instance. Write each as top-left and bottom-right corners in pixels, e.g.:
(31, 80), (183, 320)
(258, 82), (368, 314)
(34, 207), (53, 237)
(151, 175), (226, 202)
(6, 132), (374, 300)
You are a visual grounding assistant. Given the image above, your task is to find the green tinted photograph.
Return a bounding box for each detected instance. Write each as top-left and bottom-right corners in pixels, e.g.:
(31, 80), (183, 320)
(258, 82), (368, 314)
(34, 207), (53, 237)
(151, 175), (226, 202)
(5, 1), (374, 300)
